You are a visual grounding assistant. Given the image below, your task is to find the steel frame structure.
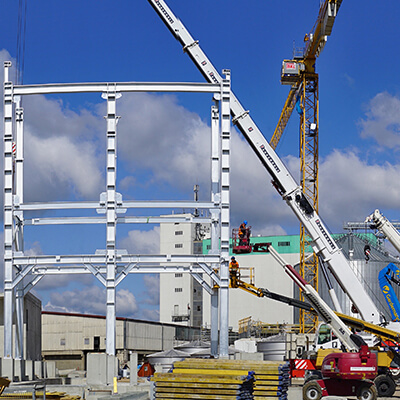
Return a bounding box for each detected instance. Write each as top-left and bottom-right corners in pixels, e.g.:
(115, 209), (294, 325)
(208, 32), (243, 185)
(3, 61), (233, 359)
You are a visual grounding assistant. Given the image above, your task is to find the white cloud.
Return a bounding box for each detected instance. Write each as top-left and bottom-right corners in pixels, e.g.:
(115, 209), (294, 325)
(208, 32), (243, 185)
(44, 285), (139, 318)
(117, 93), (211, 190)
(319, 149), (400, 231)
(359, 92), (400, 149)
(119, 227), (160, 254)
(141, 274), (160, 306)
(116, 289), (139, 317)
(24, 130), (103, 201)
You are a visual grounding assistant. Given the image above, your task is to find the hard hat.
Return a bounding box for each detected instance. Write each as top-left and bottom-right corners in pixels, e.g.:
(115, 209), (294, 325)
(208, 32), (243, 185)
(231, 256), (235, 261)
(244, 220), (248, 225)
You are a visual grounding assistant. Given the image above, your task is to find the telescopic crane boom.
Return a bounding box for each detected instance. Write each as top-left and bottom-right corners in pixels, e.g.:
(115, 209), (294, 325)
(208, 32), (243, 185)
(366, 209), (400, 255)
(148, 0), (383, 325)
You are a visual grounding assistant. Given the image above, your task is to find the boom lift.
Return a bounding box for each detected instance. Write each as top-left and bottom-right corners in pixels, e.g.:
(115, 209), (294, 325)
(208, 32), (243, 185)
(148, 0), (386, 327)
(366, 210), (400, 323)
(379, 263), (400, 323)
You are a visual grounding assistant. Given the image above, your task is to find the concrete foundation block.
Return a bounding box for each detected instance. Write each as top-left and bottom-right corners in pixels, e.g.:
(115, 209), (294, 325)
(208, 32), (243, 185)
(129, 353), (138, 385)
(2, 358), (14, 381)
(25, 360), (34, 381)
(34, 361), (43, 379)
(87, 353), (119, 386)
(14, 359), (25, 381)
(46, 361), (57, 378)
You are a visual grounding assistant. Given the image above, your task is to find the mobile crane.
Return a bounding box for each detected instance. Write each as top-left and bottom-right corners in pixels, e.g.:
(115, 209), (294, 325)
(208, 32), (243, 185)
(366, 210), (400, 255)
(228, 249), (400, 397)
(262, 243), (400, 398)
(148, 0), (388, 328)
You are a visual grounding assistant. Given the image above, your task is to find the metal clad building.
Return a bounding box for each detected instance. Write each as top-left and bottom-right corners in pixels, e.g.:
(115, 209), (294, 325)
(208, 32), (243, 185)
(42, 312), (199, 370)
(0, 292), (42, 360)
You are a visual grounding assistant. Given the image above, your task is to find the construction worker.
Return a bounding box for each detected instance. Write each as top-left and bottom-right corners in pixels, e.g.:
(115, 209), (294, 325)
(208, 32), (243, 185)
(238, 220), (250, 246)
(229, 256), (240, 287)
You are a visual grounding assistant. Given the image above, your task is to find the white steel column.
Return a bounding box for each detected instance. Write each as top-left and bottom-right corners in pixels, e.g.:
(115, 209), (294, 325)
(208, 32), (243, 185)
(15, 98), (24, 360)
(102, 90), (121, 356)
(219, 70), (231, 358)
(210, 101), (220, 356)
(3, 61), (14, 358)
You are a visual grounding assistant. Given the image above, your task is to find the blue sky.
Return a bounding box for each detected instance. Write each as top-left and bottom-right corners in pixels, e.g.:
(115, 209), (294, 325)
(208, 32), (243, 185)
(0, 1), (400, 320)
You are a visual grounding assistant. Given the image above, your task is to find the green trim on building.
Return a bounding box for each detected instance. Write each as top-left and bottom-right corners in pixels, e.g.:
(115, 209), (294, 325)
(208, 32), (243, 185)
(202, 233), (377, 255)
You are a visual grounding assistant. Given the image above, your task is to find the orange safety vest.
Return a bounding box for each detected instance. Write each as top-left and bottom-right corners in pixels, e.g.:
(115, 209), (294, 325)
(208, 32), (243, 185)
(229, 261), (239, 271)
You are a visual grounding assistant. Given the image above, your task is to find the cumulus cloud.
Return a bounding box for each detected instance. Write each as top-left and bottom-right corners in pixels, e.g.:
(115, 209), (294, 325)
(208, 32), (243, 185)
(117, 93), (211, 191)
(43, 285), (139, 318)
(141, 274), (160, 306)
(119, 227), (160, 254)
(319, 149), (400, 231)
(359, 92), (400, 149)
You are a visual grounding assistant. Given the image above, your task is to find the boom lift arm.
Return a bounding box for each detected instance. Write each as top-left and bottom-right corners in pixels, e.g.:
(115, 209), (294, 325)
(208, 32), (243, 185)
(378, 263), (400, 322)
(148, 0), (382, 324)
(230, 275), (315, 313)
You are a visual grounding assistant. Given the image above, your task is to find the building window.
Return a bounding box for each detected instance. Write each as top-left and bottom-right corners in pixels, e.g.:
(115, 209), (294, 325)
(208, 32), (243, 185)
(175, 288), (183, 293)
(175, 243), (183, 248)
(175, 231), (183, 235)
(175, 273), (183, 278)
(278, 241), (290, 247)
(60, 339), (66, 346)
(207, 245), (211, 250)
(84, 338), (90, 345)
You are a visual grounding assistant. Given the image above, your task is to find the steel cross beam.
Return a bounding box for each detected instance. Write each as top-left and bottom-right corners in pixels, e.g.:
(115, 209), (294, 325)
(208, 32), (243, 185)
(3, 59), (232, 359)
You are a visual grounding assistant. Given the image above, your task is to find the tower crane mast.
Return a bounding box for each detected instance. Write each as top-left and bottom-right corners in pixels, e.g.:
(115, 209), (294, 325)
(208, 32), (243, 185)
(270, 0), (343, 333)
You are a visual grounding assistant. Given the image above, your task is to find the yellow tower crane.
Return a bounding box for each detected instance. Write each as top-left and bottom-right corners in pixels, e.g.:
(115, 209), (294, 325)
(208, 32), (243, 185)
(270, 0), (343, 334)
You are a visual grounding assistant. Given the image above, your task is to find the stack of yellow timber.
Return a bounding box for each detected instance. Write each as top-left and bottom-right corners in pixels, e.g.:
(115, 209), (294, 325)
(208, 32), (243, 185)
(151, 358), (290, 400)
(172, 359), (290, 400)
(151, 365), (255, 399)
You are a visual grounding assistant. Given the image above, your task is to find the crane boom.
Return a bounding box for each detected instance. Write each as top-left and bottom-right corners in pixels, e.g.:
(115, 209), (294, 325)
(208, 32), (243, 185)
(366, 209), (400, 255)
(148, 0), (382, 325)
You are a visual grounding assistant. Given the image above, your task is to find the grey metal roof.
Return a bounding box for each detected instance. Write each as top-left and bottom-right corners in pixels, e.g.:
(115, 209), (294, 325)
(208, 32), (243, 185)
(335, 233), (399, 263)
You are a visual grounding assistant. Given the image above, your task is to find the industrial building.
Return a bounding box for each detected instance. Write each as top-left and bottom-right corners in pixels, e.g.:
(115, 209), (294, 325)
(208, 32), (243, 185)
(41, 311), (200, 371)
(159, 219), (400, 332)
(0, 292), (42, 361)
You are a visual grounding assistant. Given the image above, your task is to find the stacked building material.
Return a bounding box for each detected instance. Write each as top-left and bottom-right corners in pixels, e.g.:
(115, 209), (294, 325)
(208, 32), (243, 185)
(151, 368), (255, 399)
(171, 359), (290, 400)
(150, 358), (289, 400)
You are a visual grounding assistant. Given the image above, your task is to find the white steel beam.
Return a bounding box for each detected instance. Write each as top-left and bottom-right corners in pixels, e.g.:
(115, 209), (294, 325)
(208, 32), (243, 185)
(19, 200), (215, 211)
(13, 253), (220, 266)
(23, 215), (212, 225)
(103, 91), (120, 356)
(13, 82), (219, 96)
(210, 99), (220, 356)
(219, 71), (231, 358)
(3, 61), (14, 359)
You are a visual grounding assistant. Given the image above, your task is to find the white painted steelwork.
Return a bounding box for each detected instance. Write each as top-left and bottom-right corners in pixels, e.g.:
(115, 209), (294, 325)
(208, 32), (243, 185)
(3, 60), (232, 358)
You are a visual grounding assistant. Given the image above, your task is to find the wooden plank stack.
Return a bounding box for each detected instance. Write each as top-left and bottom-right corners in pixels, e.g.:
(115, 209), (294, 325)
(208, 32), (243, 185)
(151, 358), (290, 400)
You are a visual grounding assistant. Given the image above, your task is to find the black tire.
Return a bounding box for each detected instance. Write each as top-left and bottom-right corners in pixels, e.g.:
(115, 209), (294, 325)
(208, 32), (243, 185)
(356, 382), (378, 400)
(303, 381), (322, 400)
(304, 373), (322, 384)
(374, 374), (396, 397)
